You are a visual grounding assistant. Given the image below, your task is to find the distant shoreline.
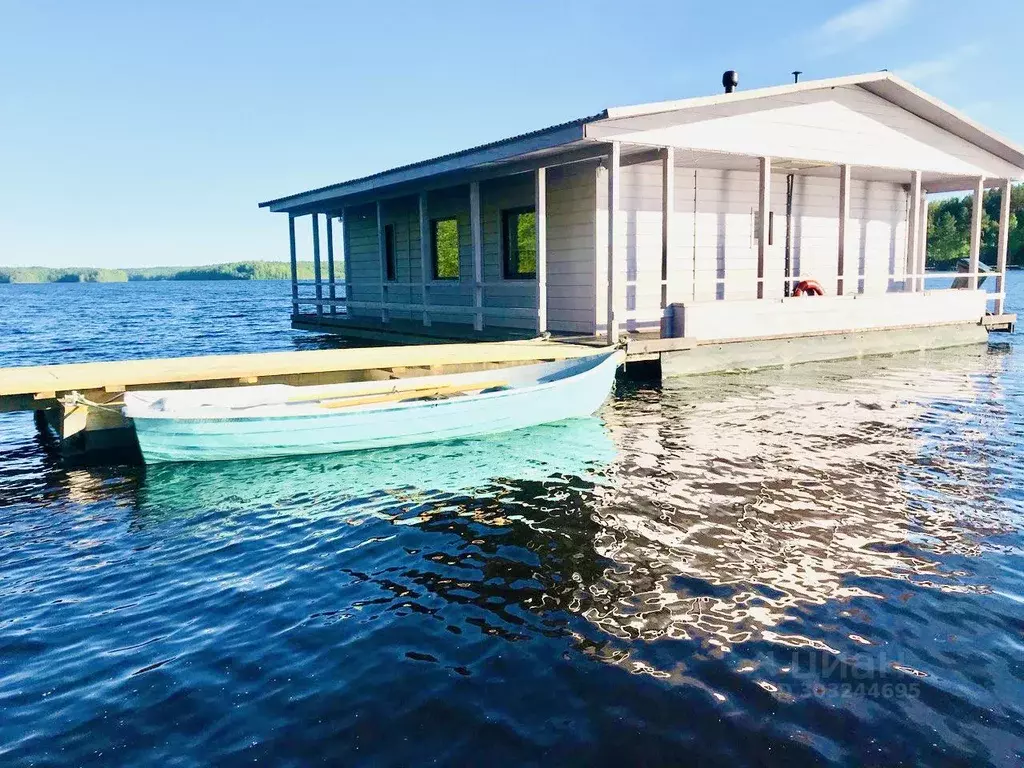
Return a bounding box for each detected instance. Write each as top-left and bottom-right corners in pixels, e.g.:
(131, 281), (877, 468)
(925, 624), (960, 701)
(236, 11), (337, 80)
(0, 261), (322, 284)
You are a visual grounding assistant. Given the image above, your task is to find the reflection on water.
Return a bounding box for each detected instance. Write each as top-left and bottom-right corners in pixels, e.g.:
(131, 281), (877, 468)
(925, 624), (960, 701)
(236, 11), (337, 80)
(2, 294), (1024, 764)
(137, 418), (616, 523)
(590, 349), (1019, 655)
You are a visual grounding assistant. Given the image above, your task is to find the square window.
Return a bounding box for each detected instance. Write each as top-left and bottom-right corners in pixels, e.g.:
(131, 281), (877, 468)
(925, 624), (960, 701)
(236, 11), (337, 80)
(431, 217), (460, 280)
(502, 207), (537, 279)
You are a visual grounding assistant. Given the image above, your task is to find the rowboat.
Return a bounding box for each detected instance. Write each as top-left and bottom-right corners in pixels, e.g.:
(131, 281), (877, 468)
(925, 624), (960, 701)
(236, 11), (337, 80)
(123, 349), (623, 464)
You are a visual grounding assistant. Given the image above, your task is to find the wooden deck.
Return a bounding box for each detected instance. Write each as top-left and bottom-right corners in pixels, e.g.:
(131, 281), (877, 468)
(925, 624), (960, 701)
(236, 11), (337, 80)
(0, 341), (604, 414)
(291, 313), (695, 361)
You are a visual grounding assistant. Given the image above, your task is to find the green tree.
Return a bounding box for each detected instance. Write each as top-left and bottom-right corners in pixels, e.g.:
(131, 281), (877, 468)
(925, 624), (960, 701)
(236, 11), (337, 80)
(928, 210), (968, 264)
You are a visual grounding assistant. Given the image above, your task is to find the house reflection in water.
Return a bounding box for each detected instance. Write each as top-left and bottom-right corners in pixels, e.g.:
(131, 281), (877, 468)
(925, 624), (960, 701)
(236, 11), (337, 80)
(586, 345), (1013, 659)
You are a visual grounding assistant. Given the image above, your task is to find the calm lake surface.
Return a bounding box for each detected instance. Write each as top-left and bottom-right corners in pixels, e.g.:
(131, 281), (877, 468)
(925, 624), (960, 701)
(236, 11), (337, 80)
(1, 279), (1023, 766)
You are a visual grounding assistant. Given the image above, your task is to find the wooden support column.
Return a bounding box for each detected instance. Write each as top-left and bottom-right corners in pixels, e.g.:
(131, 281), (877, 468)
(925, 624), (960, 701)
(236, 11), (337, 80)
(312, 214), (323, 317)
(419, 192), (431, 326)
(907, 171), (923, 291)
(968, 176), (985, 290)
(341, 209), (352, 307)
(377, 201), (388, 323)
(469, 181), (483, 332)
(757, 157), (771, 299)
(996, 178), (1012, 315)
(326, 215), (337, 315)
(606, 142), (620, 344)
(661, 146), (675, 308)
(535, 167), (548, 335)
(837, 164), (851, 296)
(917, 195), (928, 292)
(288, 214), (298, 317)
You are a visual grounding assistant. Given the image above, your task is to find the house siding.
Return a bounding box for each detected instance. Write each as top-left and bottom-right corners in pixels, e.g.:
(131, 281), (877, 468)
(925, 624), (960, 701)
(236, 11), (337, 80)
(603, 162), (909, 320)
(546, 163), (598, 333)
(343, 167), (599, 334)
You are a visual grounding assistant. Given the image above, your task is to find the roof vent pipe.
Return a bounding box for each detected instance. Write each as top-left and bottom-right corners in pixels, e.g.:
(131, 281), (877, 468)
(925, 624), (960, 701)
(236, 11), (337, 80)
(792, 70), (802, 83)
(722, 70), (739, 93)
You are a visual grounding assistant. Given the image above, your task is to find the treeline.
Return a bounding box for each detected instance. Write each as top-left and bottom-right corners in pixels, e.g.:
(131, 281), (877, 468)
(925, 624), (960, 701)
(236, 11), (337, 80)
(0, 261), (321, 284)
(928, 183), (1024, 269)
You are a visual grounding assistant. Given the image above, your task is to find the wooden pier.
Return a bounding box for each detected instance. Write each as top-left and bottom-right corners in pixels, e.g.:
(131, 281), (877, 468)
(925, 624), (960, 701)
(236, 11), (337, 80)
(0, 341), (606, 455)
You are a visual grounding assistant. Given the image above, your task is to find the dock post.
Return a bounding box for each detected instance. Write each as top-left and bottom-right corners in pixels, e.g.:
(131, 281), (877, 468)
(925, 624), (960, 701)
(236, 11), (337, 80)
(312, 214), (323, 317)
(326, 215), (337, 315)
(535, 167), (547, 335)
(288, 214), (299, 317)
(996, 178), (1012, 315)
(968, 176), (984, 290)
(470, 182), (483, 332)
(606, 141), (620, 344)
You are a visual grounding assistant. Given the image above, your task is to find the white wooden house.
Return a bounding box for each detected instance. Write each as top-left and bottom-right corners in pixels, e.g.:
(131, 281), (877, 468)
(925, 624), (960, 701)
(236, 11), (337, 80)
(260, 71), (1021, 370)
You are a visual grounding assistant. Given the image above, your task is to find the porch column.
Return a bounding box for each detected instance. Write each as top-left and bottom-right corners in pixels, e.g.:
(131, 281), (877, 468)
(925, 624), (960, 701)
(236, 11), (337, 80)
(757, 157), (771, 299)
(536, 167), (548, 334)
(312, 214), (323, 317)
(288, 213), (298, 317)
(606, 142), (621, 344)
(377, 201), (388, 323)
(470, 182), (483, 332)
(326, 215), (337, 315)
(419, 192), (431, 326)
(907, 171), (923, 291)
(837, 164), (851, 296)
(996, 178), (1012, 315)
(968, 176), (985, 289)
(662, 146), (675, 308)
(918, 195), (928, 291)
(341, 209), (352, 308)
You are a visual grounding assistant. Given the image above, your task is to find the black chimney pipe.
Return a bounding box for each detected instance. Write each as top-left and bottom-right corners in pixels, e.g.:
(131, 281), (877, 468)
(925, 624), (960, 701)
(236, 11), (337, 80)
(722, 70), (739, 93)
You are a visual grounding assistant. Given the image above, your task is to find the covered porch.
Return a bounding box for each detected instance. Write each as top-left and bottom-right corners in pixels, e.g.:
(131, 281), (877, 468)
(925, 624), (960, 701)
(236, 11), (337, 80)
(279, 141), (661, 339)
(636, 151), (1016, 343)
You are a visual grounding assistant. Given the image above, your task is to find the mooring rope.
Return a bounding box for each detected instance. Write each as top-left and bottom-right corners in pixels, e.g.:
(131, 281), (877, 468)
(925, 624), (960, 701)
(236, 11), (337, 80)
(59, 391), (125, 413)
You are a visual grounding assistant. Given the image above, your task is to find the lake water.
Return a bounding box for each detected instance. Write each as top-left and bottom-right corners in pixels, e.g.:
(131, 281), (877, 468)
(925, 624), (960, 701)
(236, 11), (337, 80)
(1, 280), (1023, 766)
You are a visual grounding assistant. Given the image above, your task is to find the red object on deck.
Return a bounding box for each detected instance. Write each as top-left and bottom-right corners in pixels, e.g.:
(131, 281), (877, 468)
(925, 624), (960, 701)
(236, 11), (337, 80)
(793, 280), (825, 296)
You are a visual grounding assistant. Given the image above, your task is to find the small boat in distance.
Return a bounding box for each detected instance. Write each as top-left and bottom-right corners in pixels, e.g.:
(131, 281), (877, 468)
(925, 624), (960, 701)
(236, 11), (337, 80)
(123, 350), (623, 464)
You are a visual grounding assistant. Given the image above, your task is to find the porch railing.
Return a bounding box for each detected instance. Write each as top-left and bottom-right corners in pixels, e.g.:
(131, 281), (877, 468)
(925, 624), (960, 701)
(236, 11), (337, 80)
(293, 280), (347, 317)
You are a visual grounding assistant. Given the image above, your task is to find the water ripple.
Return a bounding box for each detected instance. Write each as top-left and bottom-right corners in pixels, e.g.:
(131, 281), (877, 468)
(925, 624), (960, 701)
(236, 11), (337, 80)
(1, 281), (1024, 765)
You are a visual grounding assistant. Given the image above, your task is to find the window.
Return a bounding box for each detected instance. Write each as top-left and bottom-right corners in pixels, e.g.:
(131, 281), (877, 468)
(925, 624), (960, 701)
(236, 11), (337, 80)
(431, 217), (460, 280)
(384, 223), (396, 281)
(502, 207), (537, 279)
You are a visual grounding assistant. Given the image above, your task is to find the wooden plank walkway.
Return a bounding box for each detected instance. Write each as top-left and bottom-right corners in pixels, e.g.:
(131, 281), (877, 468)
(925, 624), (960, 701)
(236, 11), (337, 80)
(0, 341), (604, 413)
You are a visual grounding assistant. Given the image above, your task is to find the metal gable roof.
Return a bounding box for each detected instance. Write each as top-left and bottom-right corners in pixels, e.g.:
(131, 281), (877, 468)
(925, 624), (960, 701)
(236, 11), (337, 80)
(592, 71), (1024, 170)
(258, 112), (606, 212)
(259, 72), (1024, 214)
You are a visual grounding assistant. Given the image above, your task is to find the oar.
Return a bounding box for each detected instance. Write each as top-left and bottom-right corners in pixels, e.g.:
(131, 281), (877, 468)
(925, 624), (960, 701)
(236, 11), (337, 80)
(318, 380), (508, 410)
(285, 378), (464, 405)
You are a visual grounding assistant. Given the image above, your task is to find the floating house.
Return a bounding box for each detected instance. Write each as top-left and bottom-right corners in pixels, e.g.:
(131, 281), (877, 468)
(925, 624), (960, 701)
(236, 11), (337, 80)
(259, 71), (1020, 374)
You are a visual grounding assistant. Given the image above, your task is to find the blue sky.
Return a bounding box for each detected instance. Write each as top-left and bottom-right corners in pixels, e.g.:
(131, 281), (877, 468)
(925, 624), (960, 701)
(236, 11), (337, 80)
(1, 0), (1020, 268)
